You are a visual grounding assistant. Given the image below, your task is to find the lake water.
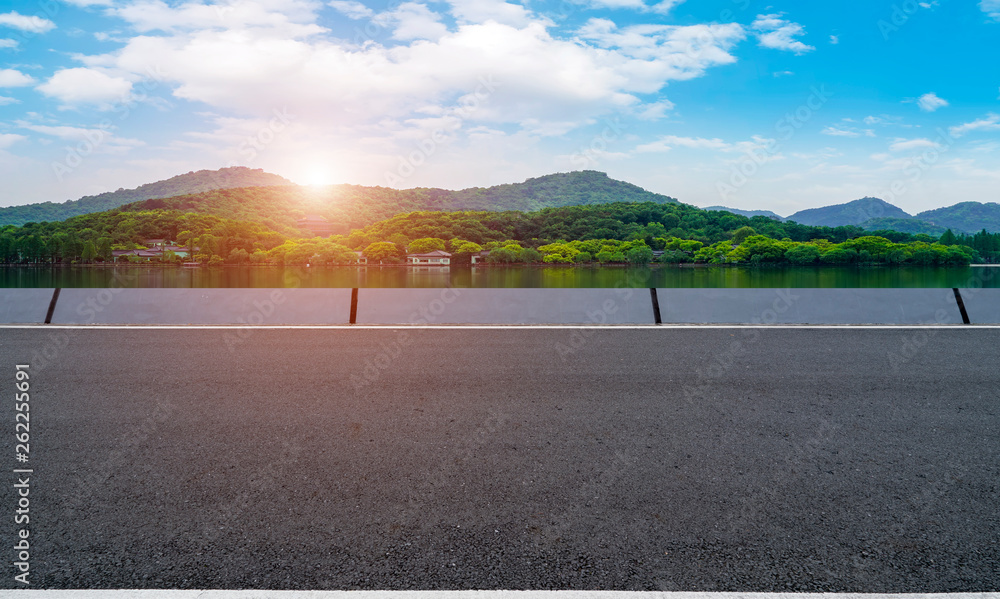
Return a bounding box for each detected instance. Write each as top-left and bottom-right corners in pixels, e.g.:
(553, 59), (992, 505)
(2, 265), (998, 288)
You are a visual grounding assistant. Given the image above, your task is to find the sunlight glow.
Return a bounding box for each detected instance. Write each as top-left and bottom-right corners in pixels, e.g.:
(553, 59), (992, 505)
(299, 167), (337, 186)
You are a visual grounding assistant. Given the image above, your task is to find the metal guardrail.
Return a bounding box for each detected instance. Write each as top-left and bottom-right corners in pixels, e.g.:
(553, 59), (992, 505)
(2, 287), (995, 325)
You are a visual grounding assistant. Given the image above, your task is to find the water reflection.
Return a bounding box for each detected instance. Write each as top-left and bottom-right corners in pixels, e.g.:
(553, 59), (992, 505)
(2, 264), (997, 288)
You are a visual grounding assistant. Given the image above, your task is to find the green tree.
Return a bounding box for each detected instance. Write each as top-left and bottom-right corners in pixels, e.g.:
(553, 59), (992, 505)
(452, 241), (483, 255)
(363, 241), (401, 263)
(80, 240), (97, 263)
(820, 248), (857, 264)
(96, 237), (113, 262)
(731, 226), (757, 245)
(626, 245), (654, 264)
(785, 244), (821, 264)
(520, 248), (543, 263)
(486, 246), (520, 263)
(228, 248), (250, 264)
(407, 237), (447, 254)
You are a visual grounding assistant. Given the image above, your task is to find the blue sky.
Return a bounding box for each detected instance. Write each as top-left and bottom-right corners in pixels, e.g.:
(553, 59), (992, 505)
(1, 0), (998, 216)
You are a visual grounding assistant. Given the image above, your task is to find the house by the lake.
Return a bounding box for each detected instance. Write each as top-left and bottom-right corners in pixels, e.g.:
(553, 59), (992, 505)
(406, 250), (451, 265)
(296, 215), (334, 237)
(112, 239), (194, 262)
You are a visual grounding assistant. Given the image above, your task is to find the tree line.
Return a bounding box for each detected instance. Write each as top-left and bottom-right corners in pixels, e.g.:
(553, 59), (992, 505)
(2, 202), (997, 266)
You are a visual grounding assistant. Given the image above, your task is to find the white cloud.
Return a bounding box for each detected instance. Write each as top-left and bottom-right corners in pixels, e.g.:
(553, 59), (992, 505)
(110, 0), (326, 37)
(0, 133), (26, 148)
(87, 9), (744, 135)
(27, 0), (754, 186)
(0, 11), (56, 33)
(570, 0), (684, 13)
(916, 92), (948, 112)
(949, 113), (1000, 137)
(635, 99), (673, 120)
(446, 0), (538, 27)
(329, 0), (374, 19)
(981, 0), (1000, 20)
(373, 2), (448, 41)
(889, 138), (941, 152)
(829, 35), (838, 44)
(821, 127), (859, 137)
(863, 114), (910, 128)
(520, 119), (581, 136)
(0, 95), (18, 105)
(635, 134), (773, 155)
(576, 20), (746, 86)
(19, 123), (111, 140)
(37, 68), (133, 106)
(773, 70), (794, 77)
(0, 38), (17, 48)
(62, 0), (114, 5)
(649, 0), (685, 13)
(17, 123), (145, 153)
(575, 0), (646, 9)
(0, 68), (35, 87)
(751, 13), (814, 55)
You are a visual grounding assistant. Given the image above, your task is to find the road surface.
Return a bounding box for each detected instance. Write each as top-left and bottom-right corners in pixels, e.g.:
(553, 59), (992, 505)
(1, 327), (997, 591)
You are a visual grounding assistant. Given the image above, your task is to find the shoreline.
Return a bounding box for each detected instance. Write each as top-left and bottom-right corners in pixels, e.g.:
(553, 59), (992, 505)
(0, 262), (993, 270)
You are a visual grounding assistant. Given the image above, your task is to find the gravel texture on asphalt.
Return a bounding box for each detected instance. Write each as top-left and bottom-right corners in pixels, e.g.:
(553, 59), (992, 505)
(1, 328), (997, 590)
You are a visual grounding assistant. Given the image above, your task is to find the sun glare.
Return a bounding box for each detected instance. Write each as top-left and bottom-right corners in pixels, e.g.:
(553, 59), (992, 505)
(300, 168), (336, 186)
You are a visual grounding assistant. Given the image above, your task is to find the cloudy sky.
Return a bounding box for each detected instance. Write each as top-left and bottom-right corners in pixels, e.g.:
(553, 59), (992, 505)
(0, 0), (998, 215)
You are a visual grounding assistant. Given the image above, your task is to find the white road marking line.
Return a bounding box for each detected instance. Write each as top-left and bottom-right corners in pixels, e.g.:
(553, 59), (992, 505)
(4, 591), (999, 598)
(1, 324), (1000, 330)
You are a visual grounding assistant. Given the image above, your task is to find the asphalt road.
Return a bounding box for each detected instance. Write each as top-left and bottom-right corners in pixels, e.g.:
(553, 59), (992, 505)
(1, 327), (998, 591)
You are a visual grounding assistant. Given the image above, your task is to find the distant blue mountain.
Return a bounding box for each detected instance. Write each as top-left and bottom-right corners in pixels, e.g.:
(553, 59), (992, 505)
(786, 197), (911, 227)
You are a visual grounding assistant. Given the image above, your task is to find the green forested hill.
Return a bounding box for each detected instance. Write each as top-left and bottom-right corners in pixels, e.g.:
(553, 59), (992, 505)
(786, 197), (911, 227)
(916, 202), (1000, 233)
(704, 206), (785, 221)
(860, 217), (947, 236)
(117, 171), (679, 233)
(8, 198), (1000, 266)
(0, 167), (295, 226)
